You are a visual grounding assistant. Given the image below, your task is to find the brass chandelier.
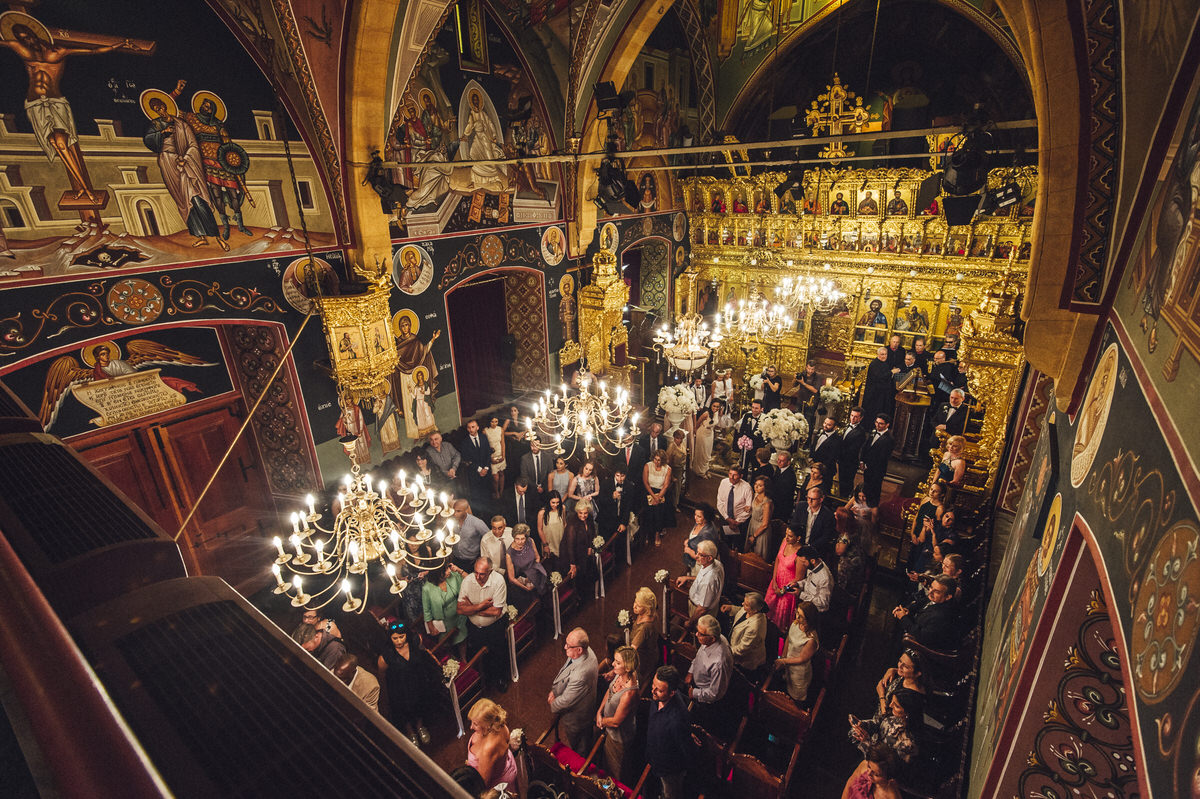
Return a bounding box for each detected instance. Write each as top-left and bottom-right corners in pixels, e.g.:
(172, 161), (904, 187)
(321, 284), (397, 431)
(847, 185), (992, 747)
(651, 312), (723, 377)
(270, 455), (458, 612)
(527, 371), (638, 459)
(719, 281), (788, 345)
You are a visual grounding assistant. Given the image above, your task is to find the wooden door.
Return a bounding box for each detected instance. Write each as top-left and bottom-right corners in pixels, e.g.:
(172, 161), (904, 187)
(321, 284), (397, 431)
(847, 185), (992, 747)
(72, 396), (276, 593)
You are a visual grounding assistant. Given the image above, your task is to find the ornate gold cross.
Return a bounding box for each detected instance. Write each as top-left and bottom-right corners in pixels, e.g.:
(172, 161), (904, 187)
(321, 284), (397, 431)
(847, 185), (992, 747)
(805, 74), (874, 162)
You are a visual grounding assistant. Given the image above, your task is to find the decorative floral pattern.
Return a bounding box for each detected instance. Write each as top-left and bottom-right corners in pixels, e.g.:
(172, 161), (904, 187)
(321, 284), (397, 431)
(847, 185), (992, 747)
(106, 279), (164, 324)
(1132, 520), (1200, 703)
(1018, 590), (1139, 797)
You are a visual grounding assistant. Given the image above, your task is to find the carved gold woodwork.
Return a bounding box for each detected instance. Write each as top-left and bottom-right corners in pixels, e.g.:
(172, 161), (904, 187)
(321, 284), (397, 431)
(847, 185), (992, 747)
(575, 248), (630, 381)
(318, 270), (399, 401)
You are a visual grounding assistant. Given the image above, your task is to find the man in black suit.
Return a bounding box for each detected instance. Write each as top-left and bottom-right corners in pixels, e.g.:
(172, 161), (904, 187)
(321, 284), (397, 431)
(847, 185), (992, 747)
(838, 407), (867, 498)
(893, 575), (962, 651)
(611, 435), (645, 510)
(637, 421), (669, 463)
(789, 486), (837, 556)
(884, 333), (907, 371)
(911, 336), (932, 376)
(929, 350), (958, 407)
(735, 400), (767, 472)
(810, 416), (842, 479)
(862, 347), (896, 421)
(597, 468), (635, 543)
(859, 413), (894, 506)
(769, 451), (796, 522)
(519, 439), (553, 496)
(501, 476), (540, 529)
(459, 419), (493, 505)
(931, 389), (968, 436)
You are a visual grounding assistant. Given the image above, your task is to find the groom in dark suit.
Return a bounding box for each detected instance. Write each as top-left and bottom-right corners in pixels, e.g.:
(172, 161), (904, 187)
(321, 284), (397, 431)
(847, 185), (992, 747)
(860, 414), (895, 506)
(838, 407), (867, 498)
(519, 439), (553, 496)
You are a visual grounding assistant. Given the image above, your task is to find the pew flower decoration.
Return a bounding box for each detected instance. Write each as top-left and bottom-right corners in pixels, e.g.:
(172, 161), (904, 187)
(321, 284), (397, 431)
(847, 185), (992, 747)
(550, 571), (563, 586)
(442, 658), (460, 683)
(657, 384), (699, 415)
(506, 604), (519, 621)
(759, 408), (808, 445)
(592, 535), (606, 550)
(508, 728), (524, 750)
(617, 609), (631, 628)
(749, 374), (764, 392)
(654, 569), (669, 583)
(820, 384), (845, 405)
(737, 434), (754, 451)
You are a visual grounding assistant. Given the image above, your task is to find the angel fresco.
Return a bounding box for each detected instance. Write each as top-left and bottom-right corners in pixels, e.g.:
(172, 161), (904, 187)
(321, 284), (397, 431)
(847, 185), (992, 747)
(38, 339), (212, 430)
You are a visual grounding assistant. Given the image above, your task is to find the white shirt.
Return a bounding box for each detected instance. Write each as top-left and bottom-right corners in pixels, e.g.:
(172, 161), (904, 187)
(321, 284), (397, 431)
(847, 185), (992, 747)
(798, 561), (832, 611)
(689, 560), (724, 611)
(480, 529), (514, 575)
(457, 570), (507, 627)
(716, 478), (753, 524)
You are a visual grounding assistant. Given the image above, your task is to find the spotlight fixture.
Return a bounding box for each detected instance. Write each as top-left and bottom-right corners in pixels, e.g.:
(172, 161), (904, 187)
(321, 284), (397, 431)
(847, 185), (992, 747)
(940, 129), (991, 196)
(594, 137), (637, 214)
(594, 81), (623, 118)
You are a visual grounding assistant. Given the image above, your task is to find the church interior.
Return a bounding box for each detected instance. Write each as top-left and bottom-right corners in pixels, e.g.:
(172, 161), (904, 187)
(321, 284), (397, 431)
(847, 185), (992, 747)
(0, 0), (1197, 796)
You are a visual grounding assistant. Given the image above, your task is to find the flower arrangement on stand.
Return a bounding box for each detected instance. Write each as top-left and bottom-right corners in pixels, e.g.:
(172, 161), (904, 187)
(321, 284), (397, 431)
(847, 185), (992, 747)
(749, 373), (765, 393)
(819, 384), (845, 407)
(442, 658), (460, 683)
(592, 535), (606, 550)
(506, 604), (519, 621)
(617, 608), (632, 645)
(758, 408), (809, 452)
(654, 569), (670, 635)
(654, 569), (669, 583)
(657, 384), (699, 434)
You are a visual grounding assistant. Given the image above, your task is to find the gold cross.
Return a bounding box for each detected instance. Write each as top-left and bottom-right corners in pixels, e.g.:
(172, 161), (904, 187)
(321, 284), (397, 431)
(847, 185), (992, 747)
(805, 74), (874, 162)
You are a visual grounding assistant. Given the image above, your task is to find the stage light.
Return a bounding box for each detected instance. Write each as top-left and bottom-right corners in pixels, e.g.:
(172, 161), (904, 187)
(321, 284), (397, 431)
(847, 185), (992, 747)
(941, 130), (990, 196)
(594, 81), (623, 118)
(774, 169), (805, 198)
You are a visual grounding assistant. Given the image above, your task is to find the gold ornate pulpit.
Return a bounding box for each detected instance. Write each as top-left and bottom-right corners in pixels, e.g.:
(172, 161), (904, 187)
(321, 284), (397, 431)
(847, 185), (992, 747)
(573, 249), (632, 391)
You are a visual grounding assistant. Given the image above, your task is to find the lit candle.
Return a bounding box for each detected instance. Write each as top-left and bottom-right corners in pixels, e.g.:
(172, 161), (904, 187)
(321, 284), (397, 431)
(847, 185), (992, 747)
(415, 512), (425, 530)
(272, 563), (286, 587)
(364, 474), (374, 493)
(398, 470), (407, 491)
(342, 578), (353, 597)
(386, 563), (398, 584)
(293, 576), (303, 593)
(349, 540), (360, 563)
(290, 534), (303, 558)
(300, 513), (309, 532)
(290, 512), (300, 534)
(377, 479), (388, 495)
(390, 530), (400, 554)
(273, 536), (285, 558)
(315, 539), (325, 564)
(306, 494), (315, 517)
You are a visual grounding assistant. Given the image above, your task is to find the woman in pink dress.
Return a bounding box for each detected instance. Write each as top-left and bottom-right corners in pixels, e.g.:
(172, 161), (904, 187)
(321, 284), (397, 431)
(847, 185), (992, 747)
(765, 526), (803, 629)
(466, 698), (518, 791)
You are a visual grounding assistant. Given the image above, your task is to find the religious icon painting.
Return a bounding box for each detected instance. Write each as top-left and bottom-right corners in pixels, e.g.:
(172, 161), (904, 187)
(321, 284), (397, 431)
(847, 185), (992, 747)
(541, 226), (566, 266)
(331, 326), (366, 364)
(673, 212), (687, 241)
(948, 234), (968, 256)
(1070, 342), (1119, 487)
(392, 244), (433, 295)
(367, 320), (392, 357)
(282, 256), (337, 314)
(600, 222), (619, 253)
(675, 245), (686, 268)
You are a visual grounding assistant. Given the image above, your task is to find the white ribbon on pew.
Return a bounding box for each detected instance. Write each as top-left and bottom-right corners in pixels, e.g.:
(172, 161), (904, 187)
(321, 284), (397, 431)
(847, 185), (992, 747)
(661, 584), (670, 636)
(449, 680), (464, 738)
(624, 512), (633, 566)
(506, 623), (520, 683)
(551, 585), (562, 639)
(595, 551), (606, 598)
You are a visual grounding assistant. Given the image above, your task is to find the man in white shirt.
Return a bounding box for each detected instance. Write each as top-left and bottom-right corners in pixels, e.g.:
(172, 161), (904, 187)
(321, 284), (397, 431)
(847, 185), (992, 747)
(716, 466), (753, 551)
(675, 540), (724, 630)
(795, 545), (832, 612)
(332, 653), (380, 713)
(479, 515), (514, 575)
(457, 556), (510, 691)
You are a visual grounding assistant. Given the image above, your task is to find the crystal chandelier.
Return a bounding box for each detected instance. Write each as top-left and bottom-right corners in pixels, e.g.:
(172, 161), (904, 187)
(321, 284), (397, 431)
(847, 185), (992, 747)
(775, 264), (846, 314)
(652, 312), (723, 377)
(269, 458), (458, 612)
(719, 283), (788, 345)
(528, 372), (638, 459)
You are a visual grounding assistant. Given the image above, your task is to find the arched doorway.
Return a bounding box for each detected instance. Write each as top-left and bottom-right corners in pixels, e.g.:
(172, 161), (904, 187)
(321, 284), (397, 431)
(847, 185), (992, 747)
(446, 268), (550, 418)
(620, 237), (673, 396)
(135, 200), (161, 236)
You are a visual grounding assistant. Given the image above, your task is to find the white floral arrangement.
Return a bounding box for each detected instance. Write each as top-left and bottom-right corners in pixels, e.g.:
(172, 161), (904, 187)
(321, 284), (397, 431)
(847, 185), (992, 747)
(550, 571), (563, 586)
(617, 609), (631, 628)
(509, 728), (524, 750)
(758, 408), (809, 444)
(654, 569), (669, 583)
(657, 384), (699, 415)
(442, 658), (460, 683)
(506, 604), (519, 621)
(749, 373), (765, 391)
(820, 385), (845, 405)
(592, 535), (606, 549)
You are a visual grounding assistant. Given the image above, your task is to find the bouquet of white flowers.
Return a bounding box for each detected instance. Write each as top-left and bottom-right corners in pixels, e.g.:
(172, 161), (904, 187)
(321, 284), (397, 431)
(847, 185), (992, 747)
(506, 604), (519, 621)
(749, 374), (765, 391)
(654, 569), (669, 583)
(442, 658), (460, 683)
(819, 385), (845, 406)
(550, 571), (563, 586)
(758, 408), (809, 444)
(592, 535), (605, 549)
(658, 384), (699, 415)
(617, 609), (631, 628)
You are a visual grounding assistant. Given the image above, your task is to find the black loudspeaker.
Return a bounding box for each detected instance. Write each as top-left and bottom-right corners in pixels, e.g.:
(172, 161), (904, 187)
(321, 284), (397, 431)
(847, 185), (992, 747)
(915, 173), (941, 212)
(942, 194), (982, 226)
(774, 170), (805, 198)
